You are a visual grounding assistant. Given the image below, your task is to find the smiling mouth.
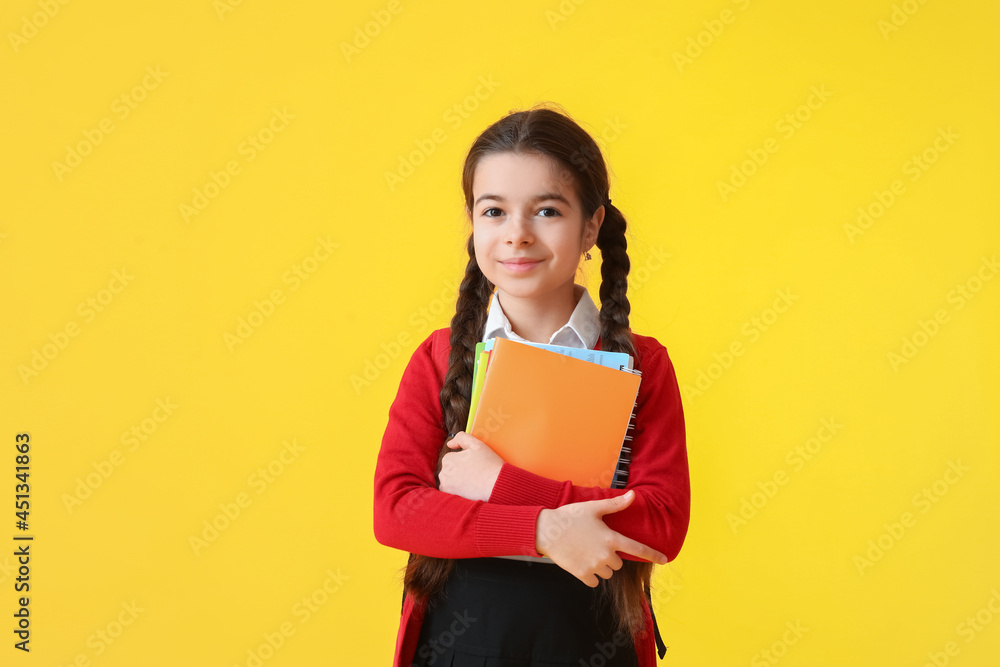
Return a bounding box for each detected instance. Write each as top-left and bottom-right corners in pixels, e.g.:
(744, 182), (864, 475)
(501, 259), (541, 272)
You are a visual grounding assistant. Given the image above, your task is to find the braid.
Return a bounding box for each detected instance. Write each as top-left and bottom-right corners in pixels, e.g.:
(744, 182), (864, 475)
(593, 201), (653, 641)
(596, 202), (637, 360)
(403, 234), (493, 603)
(440, 234), (494, 456)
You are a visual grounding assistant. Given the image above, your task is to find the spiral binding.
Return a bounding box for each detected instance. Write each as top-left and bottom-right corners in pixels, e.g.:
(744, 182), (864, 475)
(610, 368), (641, 489)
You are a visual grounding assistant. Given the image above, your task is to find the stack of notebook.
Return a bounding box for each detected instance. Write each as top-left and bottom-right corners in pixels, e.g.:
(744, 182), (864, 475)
(466, 337), (642, 490)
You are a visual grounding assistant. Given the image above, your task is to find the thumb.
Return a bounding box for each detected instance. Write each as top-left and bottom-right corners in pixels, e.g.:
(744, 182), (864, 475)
(598, 489), (635, 516)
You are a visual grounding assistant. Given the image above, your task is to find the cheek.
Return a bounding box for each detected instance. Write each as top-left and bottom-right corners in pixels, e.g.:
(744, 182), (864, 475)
(557, 236), (585, 260)
(473, 232), (489, 258)
(472, 232), (495, 274)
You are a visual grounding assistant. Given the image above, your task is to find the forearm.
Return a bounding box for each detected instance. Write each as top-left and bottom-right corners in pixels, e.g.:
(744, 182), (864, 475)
(489, 462), (625, 508)
(374, 479), (546, 559)
(601, 484), (687, 562)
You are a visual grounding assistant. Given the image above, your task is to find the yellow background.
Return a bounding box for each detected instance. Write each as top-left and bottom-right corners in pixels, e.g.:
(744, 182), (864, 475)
(1, 0), (998, 665)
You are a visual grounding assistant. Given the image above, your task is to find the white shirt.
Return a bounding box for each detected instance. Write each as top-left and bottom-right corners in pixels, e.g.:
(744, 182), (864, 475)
(482, 284), (600, 350)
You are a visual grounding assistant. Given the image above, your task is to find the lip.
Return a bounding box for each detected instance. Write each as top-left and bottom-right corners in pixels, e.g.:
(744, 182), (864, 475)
(501, 258), (541, 273)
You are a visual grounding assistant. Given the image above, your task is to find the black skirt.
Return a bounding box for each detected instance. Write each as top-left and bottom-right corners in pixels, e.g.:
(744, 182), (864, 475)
(410, 557), (639, 667)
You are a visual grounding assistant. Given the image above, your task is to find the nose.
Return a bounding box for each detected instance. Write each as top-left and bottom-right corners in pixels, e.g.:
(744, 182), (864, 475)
(504, 211), (533, 246)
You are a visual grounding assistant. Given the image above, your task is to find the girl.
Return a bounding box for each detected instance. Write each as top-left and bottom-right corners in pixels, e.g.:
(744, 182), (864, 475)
(374, 105), (690, 667)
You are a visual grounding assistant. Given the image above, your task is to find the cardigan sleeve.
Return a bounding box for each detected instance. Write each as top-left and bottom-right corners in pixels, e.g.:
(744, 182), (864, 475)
(486, 338), (690, 562)
(373, 330), (547, 559)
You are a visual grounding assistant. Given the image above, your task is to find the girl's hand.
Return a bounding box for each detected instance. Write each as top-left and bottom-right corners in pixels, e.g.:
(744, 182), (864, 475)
(438, 432), (504, 502)
(535, 490), (669, 587)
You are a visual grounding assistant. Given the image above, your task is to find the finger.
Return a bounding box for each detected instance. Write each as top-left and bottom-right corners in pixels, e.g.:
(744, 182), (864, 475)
(595, 489), (635, 516)
(459, 431), (492, 449)
(446, 433), (469, 449)
(616, 535), (668, 565)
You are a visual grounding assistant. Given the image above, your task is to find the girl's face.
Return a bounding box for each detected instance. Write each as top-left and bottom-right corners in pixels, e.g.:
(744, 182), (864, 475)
(469, 151), (603, 304)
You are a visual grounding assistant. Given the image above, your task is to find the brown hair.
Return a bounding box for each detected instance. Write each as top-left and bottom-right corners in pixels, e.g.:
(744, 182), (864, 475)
(403, 103), (652, 640)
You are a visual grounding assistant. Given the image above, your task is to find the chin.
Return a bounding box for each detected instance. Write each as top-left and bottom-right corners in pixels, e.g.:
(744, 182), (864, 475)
(495, 282), (561, 299)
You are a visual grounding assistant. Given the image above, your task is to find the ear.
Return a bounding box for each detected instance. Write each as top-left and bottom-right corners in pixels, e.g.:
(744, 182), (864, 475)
(583, 204), (605, 252)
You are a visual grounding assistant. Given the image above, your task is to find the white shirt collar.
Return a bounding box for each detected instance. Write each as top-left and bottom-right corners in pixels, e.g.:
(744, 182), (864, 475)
(482, 284), (600, 349)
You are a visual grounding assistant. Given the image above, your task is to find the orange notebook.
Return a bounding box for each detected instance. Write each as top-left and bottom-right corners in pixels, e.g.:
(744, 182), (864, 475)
(469, 337), (641, 488)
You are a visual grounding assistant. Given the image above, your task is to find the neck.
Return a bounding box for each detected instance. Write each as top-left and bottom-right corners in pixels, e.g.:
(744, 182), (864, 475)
(498, 282), (582, 344)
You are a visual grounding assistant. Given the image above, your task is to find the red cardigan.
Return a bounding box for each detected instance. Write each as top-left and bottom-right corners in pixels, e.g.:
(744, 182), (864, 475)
(373, 327), (690, 667)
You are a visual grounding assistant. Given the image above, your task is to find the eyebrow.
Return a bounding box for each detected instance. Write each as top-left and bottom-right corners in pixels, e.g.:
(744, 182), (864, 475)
(473, 192), (571, 207)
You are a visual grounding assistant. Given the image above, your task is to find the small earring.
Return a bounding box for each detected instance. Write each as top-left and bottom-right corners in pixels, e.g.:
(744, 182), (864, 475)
(585, 251), (592, 261)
